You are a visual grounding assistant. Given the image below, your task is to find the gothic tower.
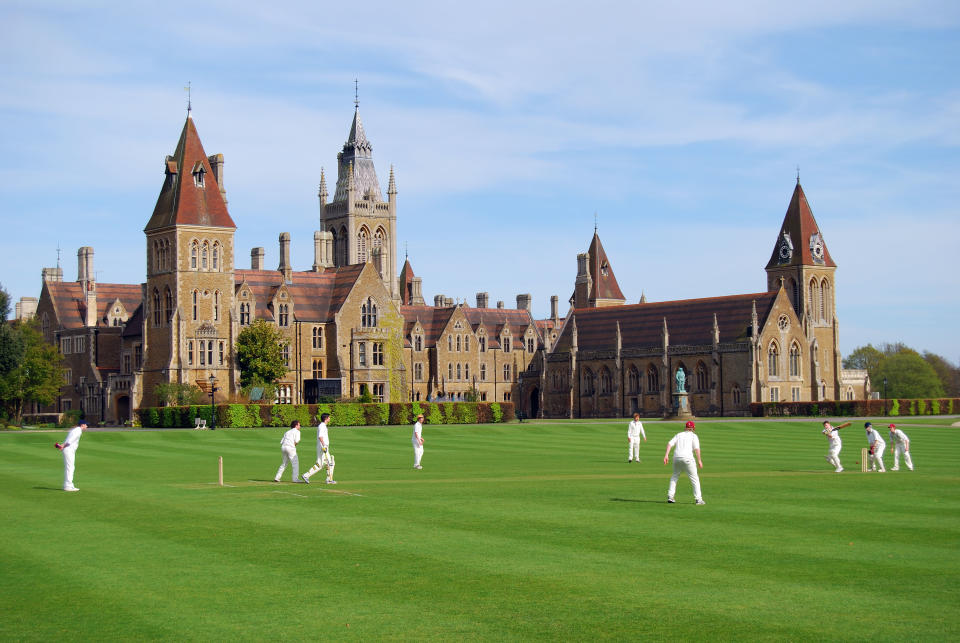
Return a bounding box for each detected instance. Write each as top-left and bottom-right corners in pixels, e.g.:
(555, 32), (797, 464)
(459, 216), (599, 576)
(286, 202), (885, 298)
(143, 111), (237, 401)
(572, 231), (626, 309)
(765, 180), (839, 399)
(318, 104), (399, 301)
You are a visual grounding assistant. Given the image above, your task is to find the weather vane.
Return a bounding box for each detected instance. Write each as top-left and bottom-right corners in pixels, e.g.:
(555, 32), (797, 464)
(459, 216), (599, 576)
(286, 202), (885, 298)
(354, 79), (359, 109)
(594, 212), (598, 233)
(185, 81), (192, 114)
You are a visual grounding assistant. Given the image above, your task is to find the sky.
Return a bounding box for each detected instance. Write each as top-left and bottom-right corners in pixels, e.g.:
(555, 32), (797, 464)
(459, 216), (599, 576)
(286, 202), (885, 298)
(1, 1), (958, 362)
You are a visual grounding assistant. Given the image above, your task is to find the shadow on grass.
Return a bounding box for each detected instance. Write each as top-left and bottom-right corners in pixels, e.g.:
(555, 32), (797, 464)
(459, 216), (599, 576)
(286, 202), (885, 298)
(33, 486), (67, 491)
(610, 497), (668, 504)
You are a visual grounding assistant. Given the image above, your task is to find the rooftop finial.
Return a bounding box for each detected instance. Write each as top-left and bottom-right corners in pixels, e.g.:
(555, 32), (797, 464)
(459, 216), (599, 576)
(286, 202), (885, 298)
(404, 241), (408, 260)
(185, 81), (192, 115)
(594, 211), (598, 233)
(354, 78), (359, 110)
(796, 165), (800, 184)
(56, 244), (62, 269)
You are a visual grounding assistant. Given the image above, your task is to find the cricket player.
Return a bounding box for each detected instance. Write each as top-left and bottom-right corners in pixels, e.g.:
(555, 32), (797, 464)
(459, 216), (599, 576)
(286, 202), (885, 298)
(627, 412), (646, 462)
(54, 420), (87, 491)
(663, 420), (704, 505)
(822, 420), (848, 473)
(864, 422), (886, 472)
(273, 420), (301, 482)
(888, 423), (914, 471)
(412, 413), (424, 469)
(301, 413), (336, 484)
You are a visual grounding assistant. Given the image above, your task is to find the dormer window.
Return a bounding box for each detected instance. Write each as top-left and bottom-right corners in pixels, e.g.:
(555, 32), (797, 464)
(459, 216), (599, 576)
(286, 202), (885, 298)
(193, 161), (205, 188)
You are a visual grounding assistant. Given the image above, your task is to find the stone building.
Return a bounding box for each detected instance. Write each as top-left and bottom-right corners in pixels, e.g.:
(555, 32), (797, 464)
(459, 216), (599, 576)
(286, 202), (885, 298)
(525, 181), (870, 418)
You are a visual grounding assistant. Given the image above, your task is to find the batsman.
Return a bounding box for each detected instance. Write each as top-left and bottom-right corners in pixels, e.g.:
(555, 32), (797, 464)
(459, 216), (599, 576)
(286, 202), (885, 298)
(821, 420), (850, 473)
(301, 413), (336, 485)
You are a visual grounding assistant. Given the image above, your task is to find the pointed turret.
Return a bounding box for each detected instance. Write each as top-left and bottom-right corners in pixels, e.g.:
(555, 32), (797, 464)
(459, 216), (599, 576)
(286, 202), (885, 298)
(145, 114), (236, 232)
(334, 106), (382, 202)
(572, 231), (626, 309)
(766, 181), (834, 270)
(318, 168), (328, 221)
(388, 165), (397, 196)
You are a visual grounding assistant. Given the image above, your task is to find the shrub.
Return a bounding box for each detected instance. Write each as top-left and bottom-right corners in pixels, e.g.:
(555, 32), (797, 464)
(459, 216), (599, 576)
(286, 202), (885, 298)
(389, 403), (410, 425)
(424, 402), (443, 426)
(331, 402), (364, 427)
(364, 403), (389, 426)
(889, 399), (900, 416)
(500, 402), (516, 422)
(490, 403), (503, 423)
(58, 409), (83, 428)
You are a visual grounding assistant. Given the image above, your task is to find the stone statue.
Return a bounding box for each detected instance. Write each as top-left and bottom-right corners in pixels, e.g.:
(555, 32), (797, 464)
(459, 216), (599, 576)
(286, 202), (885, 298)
(675, 367), (686, 393)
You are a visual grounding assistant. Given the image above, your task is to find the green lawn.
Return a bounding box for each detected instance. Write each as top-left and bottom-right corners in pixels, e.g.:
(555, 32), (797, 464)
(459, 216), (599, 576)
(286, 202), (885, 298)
(1, 418), (958, 641)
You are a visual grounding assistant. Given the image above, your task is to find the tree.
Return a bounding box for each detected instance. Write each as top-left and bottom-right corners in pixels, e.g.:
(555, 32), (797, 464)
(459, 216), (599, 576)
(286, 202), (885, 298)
(842, 344), (884, 383)
(922, 351), (960, 397)
(875, 349), (945, 399)
(235, 320), (288, 389)
(0, 319), (64, 423)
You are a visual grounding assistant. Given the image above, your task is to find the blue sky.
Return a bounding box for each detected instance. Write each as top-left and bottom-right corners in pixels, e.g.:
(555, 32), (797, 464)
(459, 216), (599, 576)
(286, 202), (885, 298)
(1, 1), (958, 362)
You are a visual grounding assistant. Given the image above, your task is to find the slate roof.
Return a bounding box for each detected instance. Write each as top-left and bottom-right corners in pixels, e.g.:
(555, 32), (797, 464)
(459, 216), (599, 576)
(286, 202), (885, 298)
(44, 282), (143, 330)
(554, 292), (778, 353)
(400, 305), (456, 347)
(145, 115), (236, 231)
(234, 265), (366, 323)
(765, 181), (836, 269)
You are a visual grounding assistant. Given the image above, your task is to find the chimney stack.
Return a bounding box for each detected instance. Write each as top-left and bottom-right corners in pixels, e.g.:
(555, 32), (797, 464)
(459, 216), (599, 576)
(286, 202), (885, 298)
(497, 301), (504, 309)
(207, 153), (226, 203)
(77, 247), (96, 326)
(476, 292), (489, 308)
(516, 294), (531, 311)
(278, 233), (292, 282)
(550, 295), (559, 322)
(42, 267), (63, 283)
(251, 247), (265, 270)
(411, 277), (425, 305)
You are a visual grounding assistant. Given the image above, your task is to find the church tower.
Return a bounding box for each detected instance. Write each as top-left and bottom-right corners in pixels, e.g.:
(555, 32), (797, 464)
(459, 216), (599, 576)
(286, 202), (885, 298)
(765, 179), (839, 399)
(572, 231), (626, 309)
(143, 111), (237, 401)
(318, 102), (399, 301)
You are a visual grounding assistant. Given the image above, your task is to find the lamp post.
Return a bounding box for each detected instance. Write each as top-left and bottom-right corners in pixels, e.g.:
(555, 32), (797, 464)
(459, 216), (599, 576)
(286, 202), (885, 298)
(209, 374), (218, 430)
(882, 377), (888, 416)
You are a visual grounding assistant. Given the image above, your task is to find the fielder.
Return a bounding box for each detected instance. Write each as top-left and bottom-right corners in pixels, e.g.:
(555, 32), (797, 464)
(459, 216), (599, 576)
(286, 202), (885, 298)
(273, 420), (301, 482)
(54, 419), (87, 492)
(627, 412), (646, 462)
(888, 423), (914, 471)
(301, 413), (336, 484)
(821, 421), (849, 473)
(412, 413), (424, 469)
(864, 422), (886, 472)
(663, 420), (705, 505)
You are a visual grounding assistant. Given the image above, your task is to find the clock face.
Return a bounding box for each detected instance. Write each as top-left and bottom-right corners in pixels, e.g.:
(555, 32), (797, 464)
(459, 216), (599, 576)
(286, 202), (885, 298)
(779, 242), (792, 261)
(812, 241), (824, 259)
(809, 233), (825, 263)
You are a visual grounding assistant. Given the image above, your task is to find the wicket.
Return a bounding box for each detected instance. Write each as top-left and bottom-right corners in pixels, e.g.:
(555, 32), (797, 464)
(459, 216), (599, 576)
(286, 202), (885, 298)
(218, 456), (224, 487)
(861, 448), (868, 473)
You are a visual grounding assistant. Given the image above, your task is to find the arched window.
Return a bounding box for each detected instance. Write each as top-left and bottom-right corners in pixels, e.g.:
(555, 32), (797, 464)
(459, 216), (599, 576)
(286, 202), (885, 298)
(808, 279), (817, 319)
(789, 343), (801, 377)
(239, 302), (250, 326)
(201, 241), (208, 270)
(768, 341), (780, 377)
(732, 385), (742, 406)
(503, 364), (511, 381)
(464, 336), (470, 352)
(628, 366), (640, 394)
(188, 340), (194, 365)
(212, 242), (220, 271)
(153, 241), (160, 273)
(361, 298), (378, 328)
(456, 335), (461, 352)
(480, 364), (487, 381)
(213, 290), (220, 322)
(191, 241), (198, 269)
(448, 363), (454, 380)
(464, 363), (470, 380)
(646, 365), (659, 392)
(152, 289), (161, 326)
(192, 290), (198, 321)
(600, 368), (611, 394)
(357, 228), (369, 263)
(414, 363), (423, 381)
(313, 359), (323, 378)
(164, 287), (173, 324)
(414, 334), (422, 351)
(312, 326), (323, 349)
(696, 361), (708, 391)
(163, 239), (170, 270)
(447, 335), (453, 351)
(581, 368), (594, 395)
(373, 227), (386, 275)
(788, 277), (799, 312)
(278, 303), (289, 327)
(820, 278), (830, 321)
(456, 363), (462, 380)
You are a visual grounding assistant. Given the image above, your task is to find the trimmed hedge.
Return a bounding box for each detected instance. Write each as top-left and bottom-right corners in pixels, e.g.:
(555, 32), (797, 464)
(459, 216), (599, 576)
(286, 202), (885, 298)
(136, 402), (515, 428)
(750, 398), (960, 418)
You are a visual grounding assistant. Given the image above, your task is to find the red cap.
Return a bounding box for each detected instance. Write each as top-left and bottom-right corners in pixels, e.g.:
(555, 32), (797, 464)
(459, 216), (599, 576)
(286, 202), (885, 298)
(685, 420), (696, 429)
(888, 423), (896, 429)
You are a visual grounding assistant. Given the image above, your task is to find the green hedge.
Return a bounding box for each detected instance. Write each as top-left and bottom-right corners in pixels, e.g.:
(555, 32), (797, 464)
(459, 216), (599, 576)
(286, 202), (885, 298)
(136, 402), (515, 428)
(750, 398), (960, 418)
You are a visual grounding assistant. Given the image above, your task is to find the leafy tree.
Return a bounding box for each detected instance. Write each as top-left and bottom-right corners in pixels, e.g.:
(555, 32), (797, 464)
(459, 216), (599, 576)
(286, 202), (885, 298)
(0, 319), (64, 423)
(235, 320), (288, 389)
(0, 282), (10, 319)
(875, 349), (945, 399)
(922, 351), (960, 397)
(842, 344), (884, 375)
(155, 382), (204, 406)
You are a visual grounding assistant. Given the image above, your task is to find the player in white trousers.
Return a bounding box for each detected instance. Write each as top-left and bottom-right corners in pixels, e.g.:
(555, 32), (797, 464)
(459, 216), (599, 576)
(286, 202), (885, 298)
(888, 423), (914, 471)
(627, 413), (647, 462)
(821, 421), (847, 472)
(864, 422), (886, 472)
(54, 420), (87, 491)
(412, 413), (424, 469)
(664, 420), (704, 505)
(301, 413), (336, 484)
(273, 420), (301, 482)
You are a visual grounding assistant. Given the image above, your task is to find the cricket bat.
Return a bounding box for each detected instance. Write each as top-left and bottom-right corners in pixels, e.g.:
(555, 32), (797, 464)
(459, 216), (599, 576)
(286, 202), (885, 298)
(834, 422), (851, 430)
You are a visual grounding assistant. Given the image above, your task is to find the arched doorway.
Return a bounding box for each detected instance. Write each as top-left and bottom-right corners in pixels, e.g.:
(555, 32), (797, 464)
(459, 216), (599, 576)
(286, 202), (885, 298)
(529, 387), (540, 419)
(116, 395), (130, 425)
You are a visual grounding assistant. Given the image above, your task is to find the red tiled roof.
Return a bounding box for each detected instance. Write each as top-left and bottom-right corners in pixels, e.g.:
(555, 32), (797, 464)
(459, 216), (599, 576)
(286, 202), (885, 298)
(145, 116), (236, 231)
(398, 258), (415, 305)
(765, 182), (836, 269)
(45, 281), (143, 330)
(235, 265), (365, 323)
(587, 232), (625, 302)
(554, 291), (778, 353)
(400, 305), (456, 347)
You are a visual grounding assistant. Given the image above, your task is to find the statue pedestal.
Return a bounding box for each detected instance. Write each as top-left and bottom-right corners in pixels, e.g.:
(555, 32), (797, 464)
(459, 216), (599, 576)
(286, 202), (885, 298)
(665, 392), (695, 420)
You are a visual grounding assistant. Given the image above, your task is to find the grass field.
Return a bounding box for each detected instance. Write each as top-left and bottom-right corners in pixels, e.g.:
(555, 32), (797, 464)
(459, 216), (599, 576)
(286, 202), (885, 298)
(1, 418), (958, 641)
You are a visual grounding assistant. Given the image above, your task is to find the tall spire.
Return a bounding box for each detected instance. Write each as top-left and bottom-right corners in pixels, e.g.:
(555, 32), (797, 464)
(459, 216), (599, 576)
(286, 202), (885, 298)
(334, 92), (381, 203)
(766, 181), (835, 269)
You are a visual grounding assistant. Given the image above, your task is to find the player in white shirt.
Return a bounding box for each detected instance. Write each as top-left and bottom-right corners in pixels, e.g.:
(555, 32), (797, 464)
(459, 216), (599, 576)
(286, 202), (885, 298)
(663, 420), (705, 505)
(863, 422), (886, 472)
(412, 413), (424, 469)
(627, 413), (647, 462)
(821, 421), (849, 473)
(888, 423), (914, 471)
(273, 420), (301, 482)
(54, 420), (87, 491)
(301, 413), (336, 484)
